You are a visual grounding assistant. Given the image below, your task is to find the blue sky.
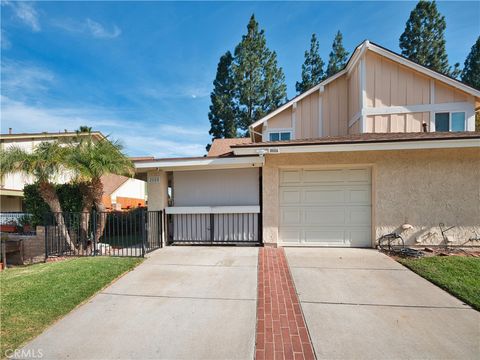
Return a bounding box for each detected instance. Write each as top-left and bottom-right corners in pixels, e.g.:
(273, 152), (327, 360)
(1, 1), (479, 157)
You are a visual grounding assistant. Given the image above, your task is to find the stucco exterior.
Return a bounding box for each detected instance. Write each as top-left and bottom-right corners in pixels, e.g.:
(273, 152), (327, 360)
(262, 148), (480, 247)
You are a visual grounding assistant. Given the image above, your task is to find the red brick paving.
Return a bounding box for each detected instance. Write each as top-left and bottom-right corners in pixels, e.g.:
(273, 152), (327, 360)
(255, 247), (315, 360)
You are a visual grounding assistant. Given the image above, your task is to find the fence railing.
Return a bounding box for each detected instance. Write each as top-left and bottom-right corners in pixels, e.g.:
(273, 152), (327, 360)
(0, 212), (32, 225)
(167, 211), (261, 245)
(44, 209), (163, 258)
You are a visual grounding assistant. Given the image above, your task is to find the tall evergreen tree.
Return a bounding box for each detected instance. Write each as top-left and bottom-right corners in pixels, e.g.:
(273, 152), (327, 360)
(399, 1), (451, 75)
(326, 31), (349, 77)
(233, 15), (287, 132)
(207, 51), (236, 150)
(461, 36), (480, 90)
(296, 33), (325, 94)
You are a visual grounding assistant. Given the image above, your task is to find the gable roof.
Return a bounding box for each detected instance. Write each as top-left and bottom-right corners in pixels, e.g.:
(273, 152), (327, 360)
(207, 137), (252, 157)
(249, 40), (480, 133)
(101, 174), (130, 196)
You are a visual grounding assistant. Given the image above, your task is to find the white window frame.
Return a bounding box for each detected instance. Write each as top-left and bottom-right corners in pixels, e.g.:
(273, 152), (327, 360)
(434, 111), (467, 132)
(265, 129), (293, 142)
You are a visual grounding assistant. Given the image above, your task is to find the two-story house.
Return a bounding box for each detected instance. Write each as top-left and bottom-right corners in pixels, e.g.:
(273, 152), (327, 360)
(0, 131), (147, 214)
(134, 40), (480, 248)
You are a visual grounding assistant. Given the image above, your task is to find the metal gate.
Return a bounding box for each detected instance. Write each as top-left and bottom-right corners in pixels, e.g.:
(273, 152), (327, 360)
(167, 212), (262, 245)
(44, 209), (163, 258)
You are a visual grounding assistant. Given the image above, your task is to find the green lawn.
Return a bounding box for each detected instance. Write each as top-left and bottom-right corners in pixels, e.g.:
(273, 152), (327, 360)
(399, 256), (480, 310)
(0, 257), (143, 357)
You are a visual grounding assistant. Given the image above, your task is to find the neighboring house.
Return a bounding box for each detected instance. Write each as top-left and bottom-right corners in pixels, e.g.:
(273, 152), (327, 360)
(0, 130), (146, 213)
(134, 40), (478, 248)
(101, 173), (146, 211)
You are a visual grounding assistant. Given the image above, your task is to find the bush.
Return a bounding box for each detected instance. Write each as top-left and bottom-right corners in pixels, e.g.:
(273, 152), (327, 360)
(23, 183), (84, 228)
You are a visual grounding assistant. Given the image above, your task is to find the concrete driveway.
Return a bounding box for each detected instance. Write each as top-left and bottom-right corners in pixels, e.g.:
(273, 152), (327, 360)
(17, 247), (258, 360)
(286, 248), (480, 360)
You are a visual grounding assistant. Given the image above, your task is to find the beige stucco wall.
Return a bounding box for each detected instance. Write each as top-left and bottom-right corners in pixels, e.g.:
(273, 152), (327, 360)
(146, 171), (168, 211)
(262, 148), (480, 246)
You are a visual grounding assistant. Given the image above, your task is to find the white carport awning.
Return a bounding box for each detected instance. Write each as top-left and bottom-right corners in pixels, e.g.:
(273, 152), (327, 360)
(134, 156), (263, 172)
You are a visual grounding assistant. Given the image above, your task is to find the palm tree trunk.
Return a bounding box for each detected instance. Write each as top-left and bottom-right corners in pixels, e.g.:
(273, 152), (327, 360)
(79, 181), (95, 254)
(91, 177), (107, 243)
(38, 181), (77, 253)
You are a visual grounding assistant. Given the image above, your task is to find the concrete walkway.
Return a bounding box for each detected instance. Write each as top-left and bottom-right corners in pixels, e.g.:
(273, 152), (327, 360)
(17, 247), (258, 360)
(286, 248), (480, 360)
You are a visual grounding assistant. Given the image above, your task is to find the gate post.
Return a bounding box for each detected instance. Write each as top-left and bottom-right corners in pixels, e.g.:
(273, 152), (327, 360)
(44, 213), (48, 262)
(209, 213), (215, 244)
(141, 208), (146, 257)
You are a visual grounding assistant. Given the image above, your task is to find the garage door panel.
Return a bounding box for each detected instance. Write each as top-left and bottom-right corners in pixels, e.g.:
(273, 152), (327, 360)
(280, 170), (301, 184)
(347, 188), (371, 203)
(304, 207), (345, 225)
(280, 208), (302, 225)
(303, 189), (345, 204)
(347, 230), (372, 247)
(304, 230), (345, 244)
(279, 167), (372, 247)
(303, 169), (345, 183)
(281, 190), (301, 204)
(348, 207), (371, 224)
(346, 168), (371, 183)
(279, 229), (302, 242)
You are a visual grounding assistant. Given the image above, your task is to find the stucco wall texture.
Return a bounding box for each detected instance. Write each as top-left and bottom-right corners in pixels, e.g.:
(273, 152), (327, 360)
(262, 148), (480, 246)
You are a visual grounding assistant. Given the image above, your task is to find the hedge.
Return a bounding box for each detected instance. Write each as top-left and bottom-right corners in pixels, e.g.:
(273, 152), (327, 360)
(23, 183), (84, 228)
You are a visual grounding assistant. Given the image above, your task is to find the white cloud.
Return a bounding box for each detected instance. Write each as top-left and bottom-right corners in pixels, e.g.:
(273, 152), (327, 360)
(0, 96), (207, 158)
(2, 1), (40, 31)
(1, 60), (55, 97)
(1, 30), (11, 49)
(52, 18), (121, 39)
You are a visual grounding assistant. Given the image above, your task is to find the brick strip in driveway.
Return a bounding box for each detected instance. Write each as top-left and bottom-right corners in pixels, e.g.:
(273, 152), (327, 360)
(255, 247), (315, 360)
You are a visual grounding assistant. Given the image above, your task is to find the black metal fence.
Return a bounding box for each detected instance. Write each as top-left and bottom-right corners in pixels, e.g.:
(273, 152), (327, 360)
(44, 209), (163, 258)
(167, 212), (261, 245)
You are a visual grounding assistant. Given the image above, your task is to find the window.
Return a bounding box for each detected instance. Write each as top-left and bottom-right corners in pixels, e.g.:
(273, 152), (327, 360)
(435, 112), (465, 132)
(269, 131), (291, 141)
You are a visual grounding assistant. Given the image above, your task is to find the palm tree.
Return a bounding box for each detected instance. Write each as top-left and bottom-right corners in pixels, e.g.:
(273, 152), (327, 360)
(0, 142), (77, 252)
(67, 134), (134, 243)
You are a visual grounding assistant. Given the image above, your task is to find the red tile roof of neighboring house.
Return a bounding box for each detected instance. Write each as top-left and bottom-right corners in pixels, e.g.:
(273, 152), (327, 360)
(231, 132), (480, 148)
(207, 138), (252, 156)
(101, 174), (130, 196)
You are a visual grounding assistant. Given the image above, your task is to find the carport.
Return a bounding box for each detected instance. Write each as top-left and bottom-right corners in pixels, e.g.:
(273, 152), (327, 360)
(135, 156), (264, 246)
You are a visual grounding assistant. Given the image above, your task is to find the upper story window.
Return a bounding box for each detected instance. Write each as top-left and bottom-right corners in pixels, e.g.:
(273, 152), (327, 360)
(435, 112), (466, 132)
(269, 131), (291, 141)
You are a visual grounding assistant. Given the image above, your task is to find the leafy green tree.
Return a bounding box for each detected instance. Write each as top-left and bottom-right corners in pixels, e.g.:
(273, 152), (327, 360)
(67, 133), (134, 243)
(0, 142), (76, 251)
(326, 31), (349, 77)
(461, 36), (480, 90)
(296, 33), (325, 94)
(233, 14), (287, 132)
(399, 1), (452, 75)
(207, 51), (237, 150)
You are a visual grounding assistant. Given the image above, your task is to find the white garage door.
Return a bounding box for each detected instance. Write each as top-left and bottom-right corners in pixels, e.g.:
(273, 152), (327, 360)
(279, 167), (372, 247)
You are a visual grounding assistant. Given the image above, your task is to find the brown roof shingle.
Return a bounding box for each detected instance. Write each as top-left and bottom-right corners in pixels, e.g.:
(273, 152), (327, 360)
(207, 137), (252, 156)
(231, 132), (480, 148)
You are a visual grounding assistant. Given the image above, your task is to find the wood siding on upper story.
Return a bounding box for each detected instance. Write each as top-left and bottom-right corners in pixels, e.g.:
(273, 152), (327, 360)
(260, 47), (477, 141)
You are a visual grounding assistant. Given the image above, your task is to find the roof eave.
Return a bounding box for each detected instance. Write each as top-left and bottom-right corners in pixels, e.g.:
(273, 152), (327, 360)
(232, 138), (480, 156)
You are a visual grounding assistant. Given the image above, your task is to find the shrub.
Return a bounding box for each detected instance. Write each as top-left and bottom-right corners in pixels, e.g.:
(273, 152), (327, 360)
(23, 183), (84, 228)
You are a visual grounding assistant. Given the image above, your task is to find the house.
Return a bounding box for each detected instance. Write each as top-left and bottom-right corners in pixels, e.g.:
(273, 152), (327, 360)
(101, 173), (146, 211)
(136, 40), (480, 248)
(0, 130), (146, 213)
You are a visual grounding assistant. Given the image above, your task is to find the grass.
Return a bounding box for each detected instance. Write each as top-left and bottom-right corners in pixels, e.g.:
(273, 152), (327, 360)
(398, 256), (480, 310)
(0, 257), (143, 357)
